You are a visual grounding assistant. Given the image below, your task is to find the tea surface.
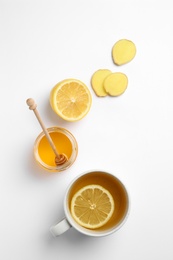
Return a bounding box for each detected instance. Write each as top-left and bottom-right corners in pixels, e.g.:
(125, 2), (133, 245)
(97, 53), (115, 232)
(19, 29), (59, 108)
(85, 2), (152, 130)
(68, 171), (128, 231)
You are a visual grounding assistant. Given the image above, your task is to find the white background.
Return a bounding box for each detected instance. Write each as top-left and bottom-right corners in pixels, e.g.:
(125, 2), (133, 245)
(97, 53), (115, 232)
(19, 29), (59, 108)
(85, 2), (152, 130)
(1, 0), (173, 259)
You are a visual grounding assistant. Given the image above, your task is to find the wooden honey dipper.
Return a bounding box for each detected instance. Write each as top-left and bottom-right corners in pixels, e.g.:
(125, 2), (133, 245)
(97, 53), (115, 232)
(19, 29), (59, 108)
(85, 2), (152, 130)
(26, 98), (68, 166)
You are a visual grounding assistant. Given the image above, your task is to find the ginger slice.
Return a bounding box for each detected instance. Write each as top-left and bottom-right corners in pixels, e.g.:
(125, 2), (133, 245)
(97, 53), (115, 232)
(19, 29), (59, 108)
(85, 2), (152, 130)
(103, 72), (128, 96)
(91, 69), (112, 97)
(112, 39), (136, 65)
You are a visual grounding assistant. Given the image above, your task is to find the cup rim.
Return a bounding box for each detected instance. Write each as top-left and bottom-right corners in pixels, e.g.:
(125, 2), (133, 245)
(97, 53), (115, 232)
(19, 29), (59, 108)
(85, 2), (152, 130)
(64, 169), (130, 237)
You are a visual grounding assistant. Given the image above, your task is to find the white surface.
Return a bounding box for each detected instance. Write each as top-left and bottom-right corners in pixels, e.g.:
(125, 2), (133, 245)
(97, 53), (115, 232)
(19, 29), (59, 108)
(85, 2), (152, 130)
(1, 0), (173, 259)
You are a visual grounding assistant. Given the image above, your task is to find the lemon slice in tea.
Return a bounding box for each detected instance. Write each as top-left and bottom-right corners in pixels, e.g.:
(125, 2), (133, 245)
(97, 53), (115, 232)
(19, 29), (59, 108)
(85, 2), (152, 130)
(50, 79), (92, 122)
(71, 184), (114, 229)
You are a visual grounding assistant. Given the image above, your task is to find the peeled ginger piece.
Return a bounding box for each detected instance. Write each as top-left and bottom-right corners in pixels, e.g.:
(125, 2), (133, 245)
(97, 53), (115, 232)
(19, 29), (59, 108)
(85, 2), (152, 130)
(91, 69), (112, 97)
(112, 39), (136, 65)
(103, 72), (128, 96)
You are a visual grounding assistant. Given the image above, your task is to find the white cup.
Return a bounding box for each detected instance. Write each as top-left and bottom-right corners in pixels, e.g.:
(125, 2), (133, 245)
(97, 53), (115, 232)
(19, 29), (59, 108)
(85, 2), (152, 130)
(50, 170), (130, 237)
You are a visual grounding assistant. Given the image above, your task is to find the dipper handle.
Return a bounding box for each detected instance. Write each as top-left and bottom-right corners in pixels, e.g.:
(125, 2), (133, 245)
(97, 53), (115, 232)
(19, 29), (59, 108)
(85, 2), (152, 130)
(26, 98), (37, 110)
(26, 98), (67, 165)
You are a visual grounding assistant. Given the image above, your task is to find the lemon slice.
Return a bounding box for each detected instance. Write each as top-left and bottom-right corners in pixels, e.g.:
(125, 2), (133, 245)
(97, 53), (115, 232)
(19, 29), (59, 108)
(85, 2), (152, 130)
(50, 79), (92, 121)
(71, 185), (114, 229)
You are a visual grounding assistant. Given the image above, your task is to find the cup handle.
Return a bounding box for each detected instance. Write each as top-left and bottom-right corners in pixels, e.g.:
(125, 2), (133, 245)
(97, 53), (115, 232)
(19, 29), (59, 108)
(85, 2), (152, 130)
(50, 218), (72, 237)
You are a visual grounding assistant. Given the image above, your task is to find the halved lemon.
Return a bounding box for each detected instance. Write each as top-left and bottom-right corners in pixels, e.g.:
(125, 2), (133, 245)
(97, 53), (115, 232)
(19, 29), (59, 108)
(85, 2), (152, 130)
(50, 79), (92, 122)
(71, 184), (114, 229)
